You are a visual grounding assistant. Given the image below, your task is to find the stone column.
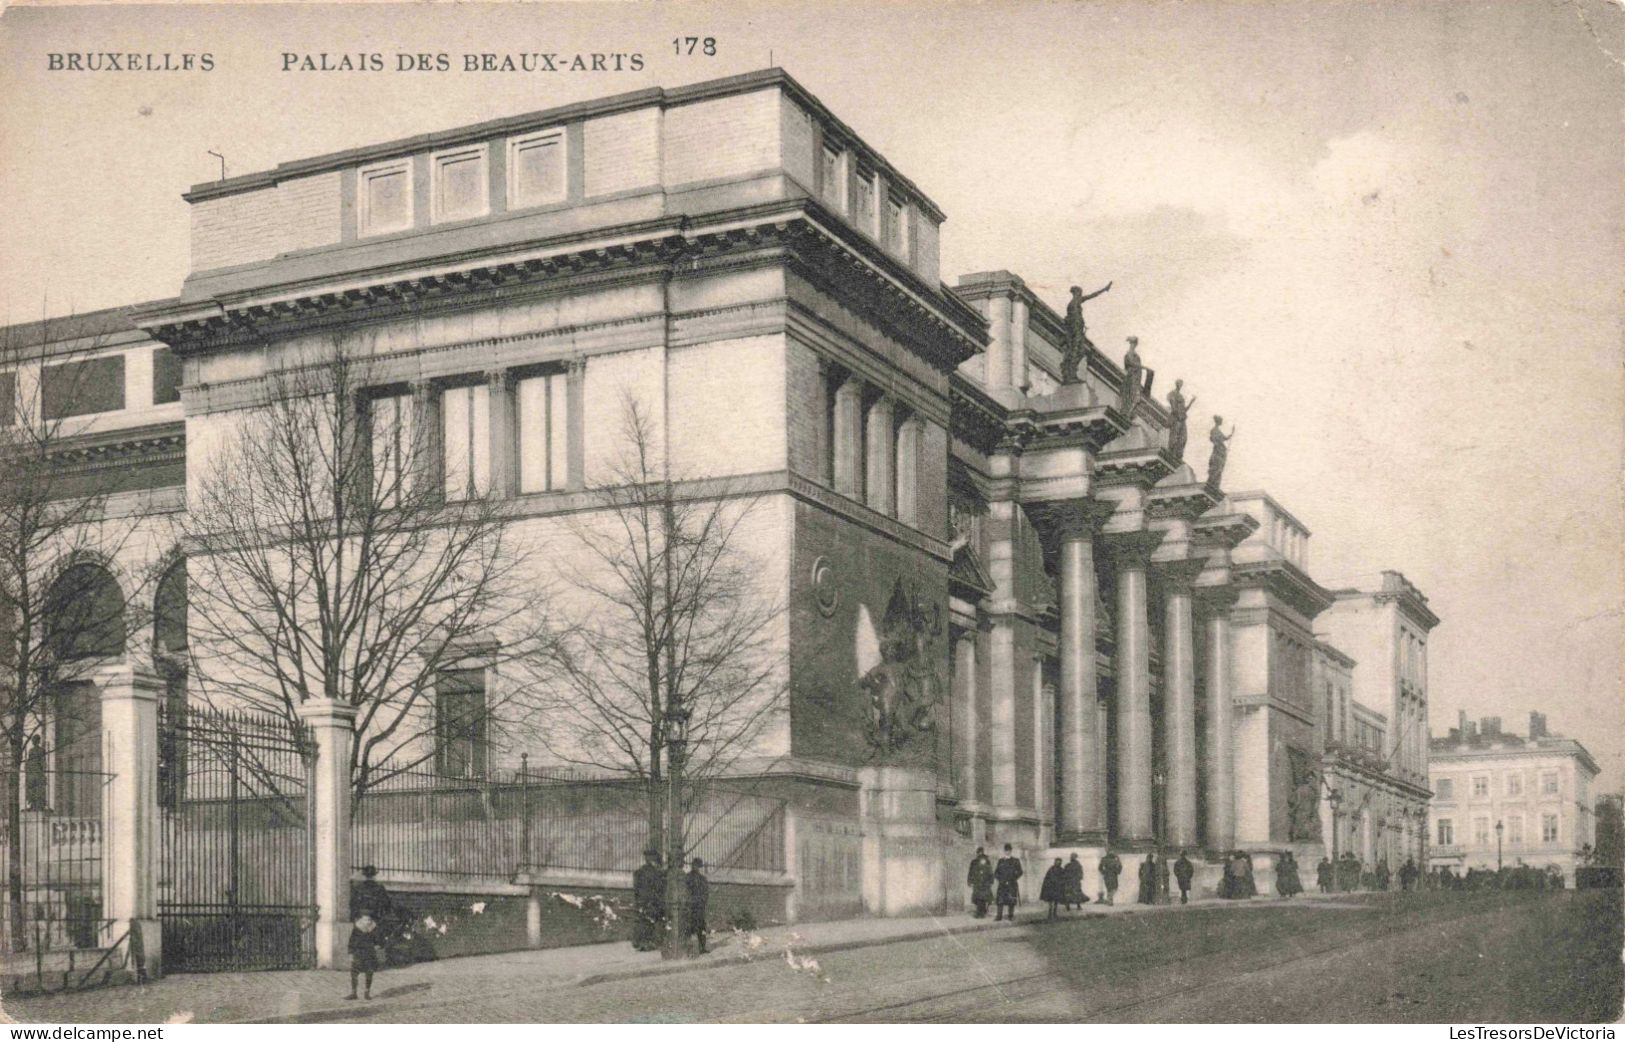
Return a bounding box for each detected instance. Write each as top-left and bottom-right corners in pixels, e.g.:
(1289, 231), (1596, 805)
(98, 666), (163, 979)
(1110, 534), (1159, 845)
(565, 359), (586, 490)
(865, 395), (895, 516)
(297, 697), (357, 970)
(986, 503), (1018, 813)
(1199, 589), (1237, 852)
(832, 378), (865, 499)
(1057, 515), (1104, 842)
(894, 417), (920, 525)
(1159, 561), (1204, 850)
(953, 631), (978, 804)
(1010, 297), (1030, 392)
(985, 295), (1011, 390)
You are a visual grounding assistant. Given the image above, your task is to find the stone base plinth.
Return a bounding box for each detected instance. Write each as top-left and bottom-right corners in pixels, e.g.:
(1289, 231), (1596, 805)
(859, 766), (946, 917)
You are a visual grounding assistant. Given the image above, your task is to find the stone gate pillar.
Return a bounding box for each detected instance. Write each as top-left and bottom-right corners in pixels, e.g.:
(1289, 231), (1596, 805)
(297, 697), (356, 969)
(98, 665), (163, 979)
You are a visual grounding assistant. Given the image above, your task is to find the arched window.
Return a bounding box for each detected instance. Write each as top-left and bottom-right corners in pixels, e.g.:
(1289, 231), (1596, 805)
(44, 562), (126, 663)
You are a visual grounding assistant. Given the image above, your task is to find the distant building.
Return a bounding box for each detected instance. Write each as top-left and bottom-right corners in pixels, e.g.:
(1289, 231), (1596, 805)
(1429, 711), (1599, 884)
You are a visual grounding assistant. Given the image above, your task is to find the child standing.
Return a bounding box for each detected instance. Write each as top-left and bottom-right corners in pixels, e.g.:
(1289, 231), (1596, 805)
(347, 912), (382, 1000)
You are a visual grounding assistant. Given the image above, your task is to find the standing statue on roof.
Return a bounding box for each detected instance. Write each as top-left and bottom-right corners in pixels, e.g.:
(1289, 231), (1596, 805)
(1206, 415), (1236, 493)
(1120, 336), (1154, 417)
(1060, 281), (1112, 384)
(1166, 379), (1196, 462)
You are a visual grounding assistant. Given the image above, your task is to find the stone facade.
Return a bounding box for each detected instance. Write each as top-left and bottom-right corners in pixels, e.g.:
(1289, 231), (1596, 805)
(2, 68), (1442, 923)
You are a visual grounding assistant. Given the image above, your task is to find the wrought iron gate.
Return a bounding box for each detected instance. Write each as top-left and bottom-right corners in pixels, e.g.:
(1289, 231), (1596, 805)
(158, 705), (316, 972)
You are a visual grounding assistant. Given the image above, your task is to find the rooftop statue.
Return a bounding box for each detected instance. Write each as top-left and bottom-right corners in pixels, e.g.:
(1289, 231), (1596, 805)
(1059, 281), (1111, 384)
(1166, 379), (1196, 462)
(1206, 415), (1236, 493)
(1119, 336), (1154, 417)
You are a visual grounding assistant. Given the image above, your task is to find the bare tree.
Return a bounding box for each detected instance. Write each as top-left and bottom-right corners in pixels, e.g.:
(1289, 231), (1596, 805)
(0, 311), (152, 950)
(177, 339), (556, 798)
(542, 398), (784, 957)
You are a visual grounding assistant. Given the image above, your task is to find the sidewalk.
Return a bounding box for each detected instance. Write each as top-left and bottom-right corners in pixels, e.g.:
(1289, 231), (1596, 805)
(2, 891), (1350, 1024)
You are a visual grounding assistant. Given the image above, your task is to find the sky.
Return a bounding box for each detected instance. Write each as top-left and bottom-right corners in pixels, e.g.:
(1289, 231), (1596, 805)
(2, 0), (1621, 787)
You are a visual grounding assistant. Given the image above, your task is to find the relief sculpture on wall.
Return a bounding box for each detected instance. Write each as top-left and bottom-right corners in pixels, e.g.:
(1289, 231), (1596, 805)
(1286, 746), (1323, 842)
(855, 578), (944, 762)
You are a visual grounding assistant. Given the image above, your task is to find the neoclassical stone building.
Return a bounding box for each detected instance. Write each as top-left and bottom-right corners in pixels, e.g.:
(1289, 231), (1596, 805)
(5, 69), (1439, 922)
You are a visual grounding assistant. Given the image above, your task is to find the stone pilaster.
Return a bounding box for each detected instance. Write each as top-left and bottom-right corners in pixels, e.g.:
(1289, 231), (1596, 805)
(865, 395), (895, 516)
(953, 631), (978, 804)
(832, 378), (864, 499)
(297, 697), (357, 970)
(97, 666), (163, 979)
(485, 369), (514, 498)
(410, 379), (442, 500)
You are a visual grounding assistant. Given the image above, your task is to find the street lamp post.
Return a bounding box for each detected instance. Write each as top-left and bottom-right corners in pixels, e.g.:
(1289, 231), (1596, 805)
(1328, 787), (1344, 891)
(663, 705), (691, 960)
(1495, 819), (1504, 873)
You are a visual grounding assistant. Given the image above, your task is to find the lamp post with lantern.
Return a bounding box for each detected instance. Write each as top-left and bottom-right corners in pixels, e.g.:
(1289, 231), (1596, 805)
(1495, 818), (1504, 873)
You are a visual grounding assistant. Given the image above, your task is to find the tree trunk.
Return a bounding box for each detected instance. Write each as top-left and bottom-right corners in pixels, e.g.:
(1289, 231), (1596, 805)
(662, 752), (688, 960)
(6, 731), (25, 952)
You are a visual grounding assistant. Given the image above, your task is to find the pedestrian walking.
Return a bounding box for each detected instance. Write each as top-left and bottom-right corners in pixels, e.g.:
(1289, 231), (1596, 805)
(994, 844), (1023, 921)
(1173, 851), (1194, 904)
(632, 847), (666, 951)
(1040, 858), (1066, 921)
(1062, 852), (1088, 910)
(1099, 850), (1122, 905)
(1316, 856), (1333, 893)
(1138, 852), (1158, 905)
(346, 911), (383, 1000)
(686, 857), (710, 954)
(967, 847), (994, 918)
(1376, 860), (1391, 891)
(1399, 857), (1418, 892)
(1276, 850), (1303, 898)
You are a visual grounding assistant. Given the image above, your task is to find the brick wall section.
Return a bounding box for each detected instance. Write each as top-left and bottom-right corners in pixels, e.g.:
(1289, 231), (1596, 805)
(190, 171), (341, 271)
(662, 89), (781, 187)
(583, 108), (660, 198)
(785, 338), (824, 479)
(667, 334), (788, 477)
(913, 212), (941, 286)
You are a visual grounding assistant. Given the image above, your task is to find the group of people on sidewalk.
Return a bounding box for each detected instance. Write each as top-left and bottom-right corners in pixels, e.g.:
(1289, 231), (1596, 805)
(630, 847), (712, 954)
(968, 846), (1211, 919)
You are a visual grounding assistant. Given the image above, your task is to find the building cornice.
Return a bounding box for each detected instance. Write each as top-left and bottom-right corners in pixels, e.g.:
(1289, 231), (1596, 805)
(1232, 558), (1336, 620)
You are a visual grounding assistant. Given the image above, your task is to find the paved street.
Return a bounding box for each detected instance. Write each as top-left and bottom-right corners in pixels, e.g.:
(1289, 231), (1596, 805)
(5, 890), (1619, 1023)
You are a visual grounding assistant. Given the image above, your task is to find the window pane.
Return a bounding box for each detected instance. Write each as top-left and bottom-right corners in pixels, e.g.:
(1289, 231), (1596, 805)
(371, 394), (413, 505)
(436, 668), (486, 779)
(362, 166), (410, 234)
(517, 375), (550, 493)
(549, 374), (569, 488)
(153, 348), (183, 405)
(443, 385), (490, 500)
(42, 355), (125, 419)
(512, 134), (564, 206)
(436, 151), (486, 221)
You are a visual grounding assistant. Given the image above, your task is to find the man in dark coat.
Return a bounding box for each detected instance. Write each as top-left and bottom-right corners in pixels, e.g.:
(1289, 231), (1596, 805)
(967, 847), (994, 918)
(1062, 852), (1087, 910)
(632, 848), (665, 951)
(1099, 850), (1122, 905)
(1399, 857), (1418, 891)
(1040, 858), (1066, 920)
(1317, 856), (1334, 893)
(1376, 859), (1391, 891)
(1138, 853), (1158, 904)
(993, 844), (1023, 921)
(1173, 851), (1195, 904)
(686, 857), (710, 953)
(1276, 851), (1303, 897)
(351, 865), (391, 920)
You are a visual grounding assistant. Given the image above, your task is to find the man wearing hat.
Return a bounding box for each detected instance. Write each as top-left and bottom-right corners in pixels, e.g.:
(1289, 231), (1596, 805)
(686, 857), (711, 954)
(632, 848), (666, 951)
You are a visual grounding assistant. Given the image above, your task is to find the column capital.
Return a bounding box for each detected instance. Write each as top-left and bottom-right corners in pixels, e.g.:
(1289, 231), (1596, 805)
(1194, 585), (1240, 613)
(296, 697), (359, 728)
(485, 367), (512, 390)
(1023, 498), (1114, 543)
(1152, 556), (1207, 591)
(1102, 529), (1164, 567)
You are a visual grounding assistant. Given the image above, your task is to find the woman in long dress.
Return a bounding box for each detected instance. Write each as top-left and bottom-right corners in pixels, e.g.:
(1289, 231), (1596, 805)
(1276, 851), (1303, 898)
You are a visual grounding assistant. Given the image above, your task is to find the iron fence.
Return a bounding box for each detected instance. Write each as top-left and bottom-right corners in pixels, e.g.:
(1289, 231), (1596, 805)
(352, 759), (787, 879)
(0, 769), (114, 956)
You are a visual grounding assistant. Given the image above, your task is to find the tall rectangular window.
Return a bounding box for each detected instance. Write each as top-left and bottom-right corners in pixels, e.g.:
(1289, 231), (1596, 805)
(431, 145), (489, 223)
(1541, 771), (1560, 795)
(1435, 778), (1453, 800)
(1472, 775), (1489, 798)
(1505, 773), (1523, 797)
(819, 145), (844, 212)
(516, 372), (569, 493)
(358, 159), (413, 237)
(1436, 818), (1453, 846)
(1541, 814), (1559, 844)
(1473, 817), (1490, 847)
(42, 355), (125, 419)
(1507, 815), (1524, 847)
(884, 193), (908, 257)
(442, 384), (491, 500)
(152, 347), (183, 405)
(370, 392), (414, 507)
(435, 668), (487, 780)
(509, 130), (566, 208)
